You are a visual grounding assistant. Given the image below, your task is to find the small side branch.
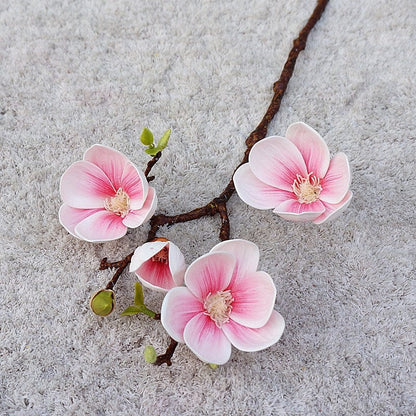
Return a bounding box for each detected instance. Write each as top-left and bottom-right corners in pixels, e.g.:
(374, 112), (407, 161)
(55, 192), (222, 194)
(144, 151), (162, 181)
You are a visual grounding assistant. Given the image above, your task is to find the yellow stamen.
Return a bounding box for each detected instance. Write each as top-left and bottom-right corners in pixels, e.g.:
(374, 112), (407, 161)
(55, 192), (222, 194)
(104, 188), (130, 217)
(204, 290), (234, 328)
(292, 173), (322, 204)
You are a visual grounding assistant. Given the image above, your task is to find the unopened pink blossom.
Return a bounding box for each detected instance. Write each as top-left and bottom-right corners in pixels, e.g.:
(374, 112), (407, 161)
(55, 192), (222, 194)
(59, 144), (157, 242)
(233, 122), (352, 224)
(130, 238), (186, 292)
(161, 239), (285, 365)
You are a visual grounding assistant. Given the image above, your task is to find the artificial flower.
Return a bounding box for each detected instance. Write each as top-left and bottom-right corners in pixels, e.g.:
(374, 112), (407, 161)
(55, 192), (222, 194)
(161, 239), (285, 365)
(59, 144), (157, 242)
(233, 122), (352, 224)
(130, 238), (186, 292)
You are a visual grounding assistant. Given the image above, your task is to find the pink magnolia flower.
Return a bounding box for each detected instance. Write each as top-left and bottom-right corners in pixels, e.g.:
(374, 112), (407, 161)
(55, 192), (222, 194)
(233, 122), (352, 224)
(130, 238), (186, 292)
(59, 144), (157, 242)
(161, 239), (285, 365)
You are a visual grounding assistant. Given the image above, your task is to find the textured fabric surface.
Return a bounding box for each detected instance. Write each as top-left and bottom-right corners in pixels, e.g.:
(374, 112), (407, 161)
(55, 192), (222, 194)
(1, 0), (415, 414)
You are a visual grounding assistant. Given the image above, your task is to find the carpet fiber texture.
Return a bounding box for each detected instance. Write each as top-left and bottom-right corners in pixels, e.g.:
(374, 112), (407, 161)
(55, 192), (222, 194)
(1, 0), (415, 415)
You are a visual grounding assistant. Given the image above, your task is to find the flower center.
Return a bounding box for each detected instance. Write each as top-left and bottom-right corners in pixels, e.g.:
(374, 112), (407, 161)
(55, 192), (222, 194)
(203, 290), (234, 328)
(104, 188), (130, 217)
(292, 173), (322, 204)
(152, 247), (169, 264)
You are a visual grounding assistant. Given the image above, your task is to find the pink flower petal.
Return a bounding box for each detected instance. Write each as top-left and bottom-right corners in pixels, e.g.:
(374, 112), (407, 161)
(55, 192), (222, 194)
(161, 287), (204, 343)
(122, 187), (157, 228)
(210, 239), (260, 287)
(83, 144), (129, 190)
(313, 191), (353, 224)
(167, 242), (187, 286)
(285, 122), (330, 178)
(136, 259), (175, 292)
(273, 199), (325, 222)
(184, 252), (235, 301)
(229, 271), (276, 328)
(60, 161), (115, 209)
(319, 152), (351, 204)
(120, 162), (148, 210)
(183, 313), (232, 364)
(129, 240), (168, 271)
(223, 310), (285, 352)
(58, 205), (101, 238)
(74, 210), (127, 242)
(249, 136), (308, 191)
(233, 163), (293, 209)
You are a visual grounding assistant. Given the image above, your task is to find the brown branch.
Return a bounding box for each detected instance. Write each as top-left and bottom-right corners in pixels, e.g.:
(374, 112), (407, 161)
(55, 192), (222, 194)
(154, 338), (179, 366)
(144, 151), (162, 181)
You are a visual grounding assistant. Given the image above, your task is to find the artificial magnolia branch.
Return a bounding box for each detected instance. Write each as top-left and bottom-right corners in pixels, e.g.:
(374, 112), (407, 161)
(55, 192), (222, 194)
(59, 0), (350, 367)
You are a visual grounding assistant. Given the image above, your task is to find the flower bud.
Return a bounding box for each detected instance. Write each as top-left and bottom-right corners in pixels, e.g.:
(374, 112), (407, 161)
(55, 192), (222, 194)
(144, 345), (157, 363)
(90, 289), (115, 316)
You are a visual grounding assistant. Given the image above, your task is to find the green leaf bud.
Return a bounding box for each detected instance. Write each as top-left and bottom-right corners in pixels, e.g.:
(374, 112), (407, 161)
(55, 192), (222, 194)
(156, 128), (171, 150)
(140, 128), (154, 146)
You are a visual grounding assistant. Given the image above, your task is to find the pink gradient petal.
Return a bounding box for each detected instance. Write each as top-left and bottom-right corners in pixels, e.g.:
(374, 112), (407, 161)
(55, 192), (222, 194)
(285, 122), (330, 178)
(84, 144), (129, 190)
(60, 161), (115, 209)
(319, 152), (351, 204)
(233, 163), (294, 209)
(183, 313), (232, 365)
(122, 187), (157, 228)
(185, 252), (235, 301)
(59, 205), (101, 238)
(273, 199), (325, 222)
(223, 310), (285, 352)
(210, 239), (260, 287)
(129, 240), (168, 272)
(313, 191), (353, 224)
(74, 210), (127, 242)
(168, 242), (187, 286)
(121, 162), (148, 210)
(161, 287), (204, 343)
(249, 136), (308, 191)
(136, 259), (175, 292)
(229, 271), (276, 328)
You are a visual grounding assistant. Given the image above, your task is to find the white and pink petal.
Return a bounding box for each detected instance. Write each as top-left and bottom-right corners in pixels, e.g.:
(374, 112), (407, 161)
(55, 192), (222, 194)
(60, 161), (115, 209)
(285, 122), (330, 178)
(249, 136), (308, 191)
(135, 260), (175, 292)
(313, 191), (353, 225)
(210, 239), (260, 287)
(74, 210), (127, 242)
(223, 310), (285, 352)
(233, 163), (291, 210)
(319, 152), (351, 204)
(229, 271), (276, 328)
(273, 198), (325, 222)
(183, 313), (232, 365)
(59, 205), (101, 238)
(161, 287), (204, 343)
(122, 187), (157, 228)
(83, 144), (129, 191)
(184, 252), (235, 301)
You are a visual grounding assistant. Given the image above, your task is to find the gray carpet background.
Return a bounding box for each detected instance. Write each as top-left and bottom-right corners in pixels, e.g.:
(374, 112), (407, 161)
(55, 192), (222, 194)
(1, 0), (415, 415)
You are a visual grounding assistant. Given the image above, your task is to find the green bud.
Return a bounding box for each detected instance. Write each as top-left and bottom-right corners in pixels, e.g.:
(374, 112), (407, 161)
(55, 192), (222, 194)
(140, 128), (154, 146)
(208, 363), (219, 370)
(145, 147), (160, 156)
(144, 345), (157, 364)
(90, 289), (115, 316)
(156, 128), (171, 150)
